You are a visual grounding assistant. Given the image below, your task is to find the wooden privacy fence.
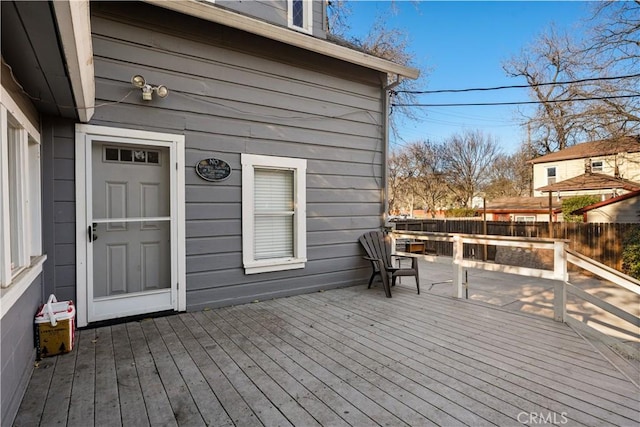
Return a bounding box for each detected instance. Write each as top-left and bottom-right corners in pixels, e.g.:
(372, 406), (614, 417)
(393, 219), (639, 272)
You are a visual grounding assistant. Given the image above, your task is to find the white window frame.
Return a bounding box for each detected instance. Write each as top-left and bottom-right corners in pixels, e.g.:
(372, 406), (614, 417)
(242, 154), (306, 274)
(591, 160), (603, 172)
(288, 0), (313, 34)
(514, 215), (536, 222)
(0, 86), (46, 318)
(546, 166), (557, 185)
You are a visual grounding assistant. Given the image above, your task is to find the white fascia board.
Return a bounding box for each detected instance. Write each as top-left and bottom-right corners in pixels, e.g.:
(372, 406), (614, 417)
(52, 0), (95, 123)
(143, 0), (420, 80)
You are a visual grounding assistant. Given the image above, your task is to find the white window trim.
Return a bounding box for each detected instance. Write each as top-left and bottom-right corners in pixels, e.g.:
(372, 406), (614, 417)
(546, 166), (557, 184)
(287, 0), (313, 34)
(0, 87), (44, 318)
(591, 160), (603, 172)
(242, 154), (306, 274)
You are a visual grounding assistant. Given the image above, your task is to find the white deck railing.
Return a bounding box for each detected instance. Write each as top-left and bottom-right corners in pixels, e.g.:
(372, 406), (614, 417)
(390, 231), (640, 341)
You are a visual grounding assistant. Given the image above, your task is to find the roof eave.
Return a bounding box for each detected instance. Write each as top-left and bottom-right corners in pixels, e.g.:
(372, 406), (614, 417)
(142, 0), (420, 80)
(53, 0), (95, 122)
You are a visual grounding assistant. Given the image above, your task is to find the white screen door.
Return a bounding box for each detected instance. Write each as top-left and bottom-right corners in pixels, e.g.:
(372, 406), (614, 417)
(76, 125), (185, 326)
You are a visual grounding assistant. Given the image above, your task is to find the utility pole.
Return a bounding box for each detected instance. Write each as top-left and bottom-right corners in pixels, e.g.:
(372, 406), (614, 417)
(548, 191), (554, 238)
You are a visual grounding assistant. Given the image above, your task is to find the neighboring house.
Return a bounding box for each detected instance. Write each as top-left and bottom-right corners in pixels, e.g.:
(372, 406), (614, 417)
(530, 136), (640, 198)
(535, 172), (640, 199)
(0, 1), (418, 424)
(481, 197), (562, 222)
(572, 190), (640, 223)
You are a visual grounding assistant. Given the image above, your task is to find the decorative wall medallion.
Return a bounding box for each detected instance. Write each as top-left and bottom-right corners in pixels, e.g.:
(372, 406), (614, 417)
(195, 158), (232, 182)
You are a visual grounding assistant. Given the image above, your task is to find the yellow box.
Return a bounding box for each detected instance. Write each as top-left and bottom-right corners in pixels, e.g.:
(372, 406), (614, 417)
(35, 295), (75, 359)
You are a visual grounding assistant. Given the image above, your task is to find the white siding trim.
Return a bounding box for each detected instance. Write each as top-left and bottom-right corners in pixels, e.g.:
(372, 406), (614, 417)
(0, 106), (10, 287)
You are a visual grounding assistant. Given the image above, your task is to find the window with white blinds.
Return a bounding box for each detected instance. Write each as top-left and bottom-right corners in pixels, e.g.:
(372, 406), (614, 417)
(254, 169), (294, 259)
(242, 154), (306, 274)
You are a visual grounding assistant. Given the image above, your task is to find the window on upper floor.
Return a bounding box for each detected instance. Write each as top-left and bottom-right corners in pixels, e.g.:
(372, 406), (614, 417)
(591, 160), (603, 172)
(546, 167), (556, 185)
(241, 153), (307, 274)
(288, 0), (312, 34)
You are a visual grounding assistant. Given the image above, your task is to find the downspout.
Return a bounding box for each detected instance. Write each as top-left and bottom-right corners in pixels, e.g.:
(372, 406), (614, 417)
(382, 74), (402, 227)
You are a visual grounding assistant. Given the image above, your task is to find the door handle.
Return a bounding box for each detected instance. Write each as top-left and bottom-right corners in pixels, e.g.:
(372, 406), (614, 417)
(88, 224), (98, 242)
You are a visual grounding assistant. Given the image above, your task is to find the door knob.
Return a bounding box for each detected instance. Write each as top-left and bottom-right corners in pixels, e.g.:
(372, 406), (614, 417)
(88, 224), (98, 242)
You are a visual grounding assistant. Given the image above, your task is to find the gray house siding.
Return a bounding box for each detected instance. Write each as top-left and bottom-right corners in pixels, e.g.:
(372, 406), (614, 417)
(85, 2), (384, 310)
(0, 275), (42, 427)
(42, 116), (79, 303)
(217, 0), (326, 39)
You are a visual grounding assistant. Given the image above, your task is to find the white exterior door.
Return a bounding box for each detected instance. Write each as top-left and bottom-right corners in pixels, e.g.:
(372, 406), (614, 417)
(76, 125), (185, 327)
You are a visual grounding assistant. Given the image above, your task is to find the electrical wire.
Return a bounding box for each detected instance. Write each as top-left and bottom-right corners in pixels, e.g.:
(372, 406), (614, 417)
(394, 73), (640, 94)
(392, 94), (638, 108)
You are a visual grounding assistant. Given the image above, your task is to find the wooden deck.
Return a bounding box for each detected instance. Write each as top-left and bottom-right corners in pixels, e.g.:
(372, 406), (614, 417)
(14, 284), (640, 426)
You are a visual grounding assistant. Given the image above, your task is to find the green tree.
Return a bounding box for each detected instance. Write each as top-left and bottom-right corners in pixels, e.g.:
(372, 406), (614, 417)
(622, 226), (640, 280)
(561, 195), (600, 222)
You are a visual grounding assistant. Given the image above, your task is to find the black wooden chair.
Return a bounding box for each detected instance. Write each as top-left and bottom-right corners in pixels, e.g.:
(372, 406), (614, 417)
(358, 230), (420, 298)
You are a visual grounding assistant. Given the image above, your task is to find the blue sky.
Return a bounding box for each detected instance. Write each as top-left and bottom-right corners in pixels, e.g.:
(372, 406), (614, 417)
(341, 1), (594, 154)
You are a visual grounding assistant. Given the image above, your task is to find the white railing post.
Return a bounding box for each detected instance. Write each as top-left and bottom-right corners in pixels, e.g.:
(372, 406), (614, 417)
(452, 235), (464, 298)
(553, 241), (567, 322)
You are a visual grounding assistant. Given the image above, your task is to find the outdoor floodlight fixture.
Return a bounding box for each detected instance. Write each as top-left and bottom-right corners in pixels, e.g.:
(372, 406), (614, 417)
(131, 74), (169, 101)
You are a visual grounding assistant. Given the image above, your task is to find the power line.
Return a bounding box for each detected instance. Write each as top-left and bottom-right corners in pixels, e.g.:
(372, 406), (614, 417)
(394, 73), (640, 94)
(392, 94), (638, 108)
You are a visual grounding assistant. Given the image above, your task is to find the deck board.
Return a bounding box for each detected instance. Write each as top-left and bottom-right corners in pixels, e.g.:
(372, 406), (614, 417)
(67, 328), (96, 427)
(12, 351), (56, 426)
(139, 318), (206, 426)
(15, 285), (640, 427)
(126, 321), (177, 427)
(39, 329), (78, 426)
(202, 309), (350, 427)
(323, 289), (635, 396)
(93, 326), (121, 427)
(258, 298), (522, 425)
(187, 311), (293, 427)
(302, 288), (637, 425)
(112, 323), (150, 427)
(169, 314), (254, 427)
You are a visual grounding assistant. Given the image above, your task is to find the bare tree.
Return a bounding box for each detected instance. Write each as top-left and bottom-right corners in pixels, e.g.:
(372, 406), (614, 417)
(406, 140), (449, 216)
(326, 2), (425, 136)
(442, 130), (502, 207)
(388, 148), (416, 215)
(503, 2), (640, 156)
(577, 1), (640, 137)
(503, 27), (585, 154)
(484, 145), (534, 199)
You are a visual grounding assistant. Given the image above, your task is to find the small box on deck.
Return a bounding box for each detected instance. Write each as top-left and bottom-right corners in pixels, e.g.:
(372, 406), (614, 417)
(35, 295), (76, 359)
